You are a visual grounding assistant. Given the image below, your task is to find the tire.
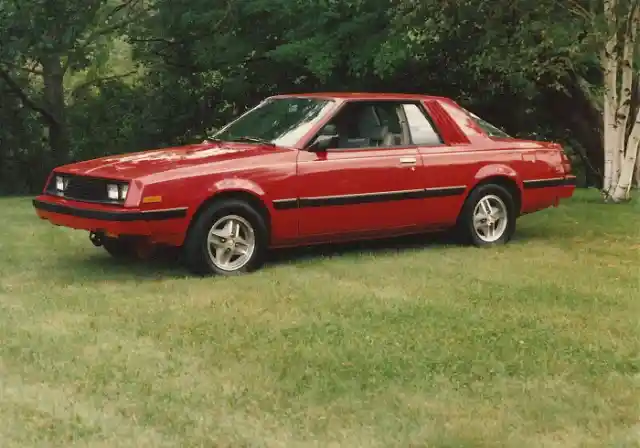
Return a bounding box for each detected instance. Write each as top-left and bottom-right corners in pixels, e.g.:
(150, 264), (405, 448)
(102, 236), (137, 260)
(456, 183), (516, 246)
(183, 199), (268, 276)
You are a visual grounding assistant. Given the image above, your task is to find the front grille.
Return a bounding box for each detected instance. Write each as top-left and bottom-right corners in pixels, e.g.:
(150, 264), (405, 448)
(46, 174), (125, 205)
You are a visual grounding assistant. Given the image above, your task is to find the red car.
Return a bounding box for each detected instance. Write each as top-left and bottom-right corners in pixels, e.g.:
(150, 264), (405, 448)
(33, 93), (576, 275)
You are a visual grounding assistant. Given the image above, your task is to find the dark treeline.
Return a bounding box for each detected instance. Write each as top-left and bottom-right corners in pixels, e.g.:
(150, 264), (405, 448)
(0, 0), (607, 194)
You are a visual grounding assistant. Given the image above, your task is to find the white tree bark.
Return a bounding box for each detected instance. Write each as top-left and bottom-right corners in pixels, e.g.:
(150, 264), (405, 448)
(613, 20), (636, 189)
(602, 0), (619, 196)
(602, 0), (640, 201)
(611, 109), (640, 200)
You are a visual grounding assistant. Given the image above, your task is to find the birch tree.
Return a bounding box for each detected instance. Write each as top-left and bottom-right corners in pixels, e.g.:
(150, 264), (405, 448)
(601, 0), (640, 201)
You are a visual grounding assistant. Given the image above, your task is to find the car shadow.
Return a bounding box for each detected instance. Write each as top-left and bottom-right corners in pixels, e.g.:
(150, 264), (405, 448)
(266, 231), (457, 266)
(52, 232), (457, 281)
(53, 226), (552, 281)
(54, 246), (189, 281)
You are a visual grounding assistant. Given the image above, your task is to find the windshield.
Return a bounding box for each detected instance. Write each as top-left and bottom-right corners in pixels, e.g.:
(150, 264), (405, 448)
(464, 109), (512, 138)
(212, 97), (335, 147)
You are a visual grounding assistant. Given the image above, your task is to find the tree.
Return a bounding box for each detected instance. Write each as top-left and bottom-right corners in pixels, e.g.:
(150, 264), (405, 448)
(0, 0), (145, 168)
(599, 0), (640, 201)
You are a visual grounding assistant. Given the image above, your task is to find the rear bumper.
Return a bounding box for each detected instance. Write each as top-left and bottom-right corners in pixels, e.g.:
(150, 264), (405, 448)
(521, 175), (576, 212)
(557, 175), (576, 199)
(523, 175), (576, 196)
(33, 196), (189, 245)
(522, 175), (576, 189)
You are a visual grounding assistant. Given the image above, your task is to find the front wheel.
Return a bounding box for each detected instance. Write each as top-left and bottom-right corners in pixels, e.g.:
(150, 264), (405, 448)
(183, 200), (268, 276)
(457, 184), (516, 246)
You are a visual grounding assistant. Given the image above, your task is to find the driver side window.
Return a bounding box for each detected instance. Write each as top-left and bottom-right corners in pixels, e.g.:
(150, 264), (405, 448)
(318, 101), (407, 150)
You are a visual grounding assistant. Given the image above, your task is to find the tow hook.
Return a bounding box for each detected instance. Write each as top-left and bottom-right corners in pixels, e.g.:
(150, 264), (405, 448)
(89, 231), (104, 247)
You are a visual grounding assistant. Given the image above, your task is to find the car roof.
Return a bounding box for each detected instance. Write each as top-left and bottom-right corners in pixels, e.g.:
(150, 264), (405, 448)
(269, 92), (452, 102)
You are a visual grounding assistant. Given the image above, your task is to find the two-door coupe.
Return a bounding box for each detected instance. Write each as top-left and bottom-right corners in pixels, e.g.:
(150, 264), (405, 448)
(33, 92), (576, 275)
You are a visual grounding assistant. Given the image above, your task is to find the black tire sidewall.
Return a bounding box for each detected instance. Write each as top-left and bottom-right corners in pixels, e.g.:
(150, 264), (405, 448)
(459, 184), (516, 246)
(183, 199), (268, 276)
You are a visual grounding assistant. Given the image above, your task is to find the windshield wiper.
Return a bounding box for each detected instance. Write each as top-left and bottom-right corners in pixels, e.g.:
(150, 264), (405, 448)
(231, 136), (276, 146)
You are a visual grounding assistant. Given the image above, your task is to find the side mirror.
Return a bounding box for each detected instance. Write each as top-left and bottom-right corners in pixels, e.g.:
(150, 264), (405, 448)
(309, 124), (338, 152)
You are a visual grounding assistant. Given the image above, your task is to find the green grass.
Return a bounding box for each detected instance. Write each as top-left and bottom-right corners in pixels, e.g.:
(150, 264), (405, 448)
(0, 189), (638, 447)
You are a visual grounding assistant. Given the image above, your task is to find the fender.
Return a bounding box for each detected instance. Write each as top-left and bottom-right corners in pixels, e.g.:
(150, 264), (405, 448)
(470, 164), (523, 191)
(209, 177), (267, 198)
(462, 164), (524, 215)
(187, 177), (273, 218)
(183, 177), (272, 238)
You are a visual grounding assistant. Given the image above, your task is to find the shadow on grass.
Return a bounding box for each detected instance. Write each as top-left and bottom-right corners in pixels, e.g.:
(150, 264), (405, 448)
(54, 246), (189, 281)
(267, 231), (456, 266)
(269, 222), (568, 265)
(51, 231), (457, 281)
(52, 224), (561, 281)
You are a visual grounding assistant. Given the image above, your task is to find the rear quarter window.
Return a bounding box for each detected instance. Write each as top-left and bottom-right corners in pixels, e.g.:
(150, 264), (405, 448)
(465, 110), (512, 138)
(438, 101), (486, 138)
(438, 101), (512, 139)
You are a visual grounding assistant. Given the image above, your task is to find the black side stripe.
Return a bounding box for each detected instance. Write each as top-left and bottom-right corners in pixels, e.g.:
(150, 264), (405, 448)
(523, 176), (576, 189)
(272, 186), (466, 210)
(272, 199), (298, 210)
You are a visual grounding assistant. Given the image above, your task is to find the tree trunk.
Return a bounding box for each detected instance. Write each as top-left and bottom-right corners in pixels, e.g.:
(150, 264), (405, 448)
(41, 55), (69, 166)
(602, 51), (619, 194)
(603, 0), (640, 201)
(602, 0), (619, 196)
(611, 108), (640, 200)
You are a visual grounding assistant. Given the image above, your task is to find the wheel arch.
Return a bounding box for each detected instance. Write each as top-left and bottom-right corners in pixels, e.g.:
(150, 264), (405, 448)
(466, 175), (523, 216)
(186, 189), (272, 243)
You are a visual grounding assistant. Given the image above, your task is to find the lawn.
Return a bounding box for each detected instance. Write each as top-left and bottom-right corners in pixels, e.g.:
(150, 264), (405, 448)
(0, 189), (638, 447)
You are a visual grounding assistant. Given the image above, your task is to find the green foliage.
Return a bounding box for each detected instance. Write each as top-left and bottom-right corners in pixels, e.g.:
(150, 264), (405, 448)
(0, 0), (121, 69)
(0, 0), (608, 193)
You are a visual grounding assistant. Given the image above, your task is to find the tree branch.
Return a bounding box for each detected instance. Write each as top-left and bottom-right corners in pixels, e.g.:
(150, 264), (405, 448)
(103, 0), (140, 24)
(0, 59), (43, 76)
(567, 0), (595, 22)
(129, 37), (178, 45)
(71, 70), (138, 94)
(0, 67), (58, 126)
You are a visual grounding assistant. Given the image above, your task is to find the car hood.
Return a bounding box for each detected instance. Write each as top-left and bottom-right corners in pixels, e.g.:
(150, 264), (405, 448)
(58, 141), (287, 180)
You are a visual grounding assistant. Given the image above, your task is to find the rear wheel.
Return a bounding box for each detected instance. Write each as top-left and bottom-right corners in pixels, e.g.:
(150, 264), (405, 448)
(457, 183), (516, 246)
(183, 199), (268, 275)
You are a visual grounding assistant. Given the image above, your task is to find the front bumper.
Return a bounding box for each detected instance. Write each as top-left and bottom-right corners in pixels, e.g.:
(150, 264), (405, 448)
(33, 196), (188, 242)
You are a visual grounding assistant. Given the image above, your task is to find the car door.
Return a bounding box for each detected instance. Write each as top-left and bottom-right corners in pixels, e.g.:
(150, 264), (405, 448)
(295, 101), (426, 239)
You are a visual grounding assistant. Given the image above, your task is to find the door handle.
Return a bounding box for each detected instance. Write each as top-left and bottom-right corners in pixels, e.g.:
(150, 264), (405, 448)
(399, 157), (417, 165)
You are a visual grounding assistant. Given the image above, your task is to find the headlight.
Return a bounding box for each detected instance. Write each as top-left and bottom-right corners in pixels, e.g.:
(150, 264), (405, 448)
(55, 176), (67, 192)
(106, 183), (129, 201)
(107, 184), (119, 200)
